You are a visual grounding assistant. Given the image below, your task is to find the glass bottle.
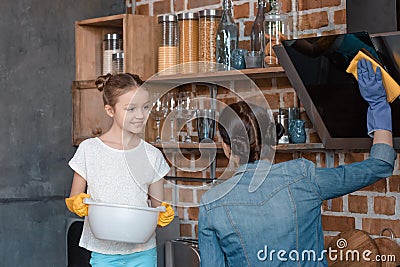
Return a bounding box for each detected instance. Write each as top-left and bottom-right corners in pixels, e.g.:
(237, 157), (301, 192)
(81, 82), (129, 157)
(264, 0), (290, 66)
(216, 0), (239, 71)
(251, 0), (265, 54)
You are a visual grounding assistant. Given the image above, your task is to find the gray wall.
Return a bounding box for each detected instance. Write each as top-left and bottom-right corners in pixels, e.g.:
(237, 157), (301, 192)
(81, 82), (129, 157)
(0, 1), (123, 266)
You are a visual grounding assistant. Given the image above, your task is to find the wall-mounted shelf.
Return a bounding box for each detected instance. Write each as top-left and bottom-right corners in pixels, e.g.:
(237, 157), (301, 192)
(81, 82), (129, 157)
(153, 142), (324, 152)
(146, 67), (286, 85)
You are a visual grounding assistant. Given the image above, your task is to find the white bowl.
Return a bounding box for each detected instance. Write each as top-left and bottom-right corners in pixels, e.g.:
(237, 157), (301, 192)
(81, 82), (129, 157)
(83, 198), (165, 243)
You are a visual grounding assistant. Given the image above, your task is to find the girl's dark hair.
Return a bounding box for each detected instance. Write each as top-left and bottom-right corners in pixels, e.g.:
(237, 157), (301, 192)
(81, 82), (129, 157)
(218, 101), (275, 164)
(95, 73), (144, 107)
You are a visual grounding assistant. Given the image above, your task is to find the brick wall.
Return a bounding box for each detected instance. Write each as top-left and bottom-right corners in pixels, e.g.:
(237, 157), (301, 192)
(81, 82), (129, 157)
(137, 0), (400, 246)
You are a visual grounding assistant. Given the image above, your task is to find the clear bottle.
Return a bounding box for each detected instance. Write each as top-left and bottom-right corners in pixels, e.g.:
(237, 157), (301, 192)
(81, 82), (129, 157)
(264, 0), (290, 66)
(216, 0), (239, 71)
(251, 0), (266, 54)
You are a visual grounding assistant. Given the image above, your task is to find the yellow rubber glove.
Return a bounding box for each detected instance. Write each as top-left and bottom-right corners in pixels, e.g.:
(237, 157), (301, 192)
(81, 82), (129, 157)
(65, 193), (90, 217)
(157, 202), (175, 227)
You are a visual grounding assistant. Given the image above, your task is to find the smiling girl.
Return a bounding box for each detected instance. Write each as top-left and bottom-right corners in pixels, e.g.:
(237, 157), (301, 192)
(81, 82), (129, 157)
(66, 73), (174, 267)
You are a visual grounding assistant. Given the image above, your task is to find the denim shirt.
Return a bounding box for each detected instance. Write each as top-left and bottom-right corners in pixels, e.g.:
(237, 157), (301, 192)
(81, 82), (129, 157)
(198, 144), (396, 267)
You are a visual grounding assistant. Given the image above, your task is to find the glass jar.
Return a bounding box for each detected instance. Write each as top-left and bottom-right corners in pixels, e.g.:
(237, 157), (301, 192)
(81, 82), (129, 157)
(158, 14), (178, 75)
(216, 0), (239, 71)
(199, 9), (221, 72)
(264, 0), (291, 67)
(102, 33), (123, 75)
(112, 52), (124, 74)
(178, 12), (199, 73)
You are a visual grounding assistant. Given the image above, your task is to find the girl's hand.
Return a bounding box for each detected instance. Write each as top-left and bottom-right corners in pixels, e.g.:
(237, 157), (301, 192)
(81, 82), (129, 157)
(65, 193), (90, 217)
(157, 202), (175, 227)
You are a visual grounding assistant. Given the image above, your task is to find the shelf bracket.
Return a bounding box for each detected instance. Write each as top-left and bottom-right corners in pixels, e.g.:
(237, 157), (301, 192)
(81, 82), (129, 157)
(325, 150), (335, 210)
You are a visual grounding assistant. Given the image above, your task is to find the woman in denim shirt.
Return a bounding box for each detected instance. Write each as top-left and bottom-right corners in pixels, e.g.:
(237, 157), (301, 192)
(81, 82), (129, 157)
(198, 59), (396, 266)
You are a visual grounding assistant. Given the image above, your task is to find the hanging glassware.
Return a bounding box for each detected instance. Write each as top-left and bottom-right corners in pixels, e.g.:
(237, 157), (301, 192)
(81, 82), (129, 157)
(216, 0), (239, 71)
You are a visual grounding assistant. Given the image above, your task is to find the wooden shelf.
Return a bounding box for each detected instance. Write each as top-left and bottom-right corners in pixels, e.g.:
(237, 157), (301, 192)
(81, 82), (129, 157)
(151, 142), (324, 152)
(145, 67), (286, 84)
(75, 14), (157, 81)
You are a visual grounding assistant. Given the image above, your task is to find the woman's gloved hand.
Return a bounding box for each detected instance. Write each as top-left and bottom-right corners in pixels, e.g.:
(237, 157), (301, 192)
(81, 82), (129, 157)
(357, 59), (392, 137)
(157, 202), (175, 227)
(65, 193), (90, 217)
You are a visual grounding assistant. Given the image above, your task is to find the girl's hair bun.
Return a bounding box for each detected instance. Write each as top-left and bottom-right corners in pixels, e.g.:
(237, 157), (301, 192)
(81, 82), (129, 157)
(95, 73), (112, 92)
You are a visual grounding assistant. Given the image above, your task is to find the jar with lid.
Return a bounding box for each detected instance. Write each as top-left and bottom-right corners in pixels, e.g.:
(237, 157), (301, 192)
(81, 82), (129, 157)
(264, 0), (291, 66)
(112, 52), (124, 74)
(102, 33), (123, 75)
(216, 0), (239, 71)
(198, 9), (222, 72)
(178, 12), (199, 73)
(158, 14), (178, 75)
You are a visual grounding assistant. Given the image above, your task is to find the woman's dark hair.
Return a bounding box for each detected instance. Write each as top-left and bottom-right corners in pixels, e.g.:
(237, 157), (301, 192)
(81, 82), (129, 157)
(218, 101), (275, 164)
(95, 73), (144, 107)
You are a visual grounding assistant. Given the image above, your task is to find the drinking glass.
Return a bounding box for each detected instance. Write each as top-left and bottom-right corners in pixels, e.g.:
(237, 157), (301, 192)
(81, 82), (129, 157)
(181, 91), (197, 143)
(150, 93), (164, 143)
(196, 109), (216, 142)
(165, 92), (178, 142)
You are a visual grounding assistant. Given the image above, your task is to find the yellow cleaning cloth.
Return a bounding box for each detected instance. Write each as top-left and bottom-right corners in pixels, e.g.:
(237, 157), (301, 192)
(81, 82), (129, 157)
(346, 50), (400, 103)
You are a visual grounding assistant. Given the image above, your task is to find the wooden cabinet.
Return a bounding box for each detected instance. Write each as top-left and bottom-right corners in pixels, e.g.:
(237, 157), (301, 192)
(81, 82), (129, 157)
(72, 80), (112, 145)
(72, 14), (158, 145)
(75, 14), (157, 81)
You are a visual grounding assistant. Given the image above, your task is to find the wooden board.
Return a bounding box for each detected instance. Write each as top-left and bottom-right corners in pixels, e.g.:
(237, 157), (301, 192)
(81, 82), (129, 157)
(327, 229), (381, 267)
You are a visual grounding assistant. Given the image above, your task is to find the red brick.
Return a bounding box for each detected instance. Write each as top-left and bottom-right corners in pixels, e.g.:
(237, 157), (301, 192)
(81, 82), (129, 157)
(276, 77), (293, 89)
(187, 0), (220, 9)
(177, 206), (185, 219)
(322, 197), (343, 212)
(344, 152), (365, 164)
(348, 194), (368, 214)
(302, 152), (317, 163)
(174, 0), (185, 12)
(334, 9), (346, 25)
(281, 0), (292, 13)
(180, 223), (192, 236)
(239, 40), (251, 51)
(374, 196), (396, 215)
(164, 187), (172, 202)
(299, 12), (329, 31)
(274, 152), (293, 163)
(309, 132), (322, 144)
(359, 178), (387, 193)
(298, 0), (341, 10)
(362, 218), (400, 236)
(254, 78), (273, 90)
(244, 21), (253, 37)
(188, 207), (199, 220)
(179, 188), (194, 203)
(388, 175), (400, 192)
(322, 215), (355, 231)
(234, 3), (250, 19)
(282, 92), (295, 108)
(136, 4), (150, 15)
(197, 189), (208, 203)
(263, 93), (280, 109)
(153, 0), (170, 15)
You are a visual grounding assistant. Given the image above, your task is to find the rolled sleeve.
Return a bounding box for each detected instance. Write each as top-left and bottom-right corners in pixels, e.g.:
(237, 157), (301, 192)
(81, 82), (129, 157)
(369, 143), (397, 168)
